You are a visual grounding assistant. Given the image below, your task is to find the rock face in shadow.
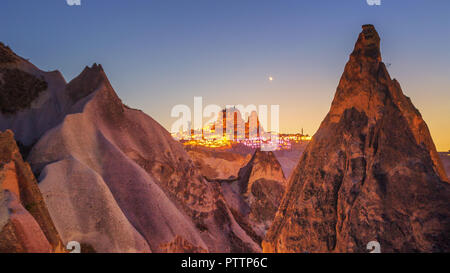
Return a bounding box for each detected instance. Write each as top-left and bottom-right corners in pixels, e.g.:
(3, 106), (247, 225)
(263, 25), (450, 253)
(239, 151), (286, 236)
(0, 130), (63, 253)
(214, 150), (286, 244)
(0, 42), (69, 148)
(439, 152), (450, 180)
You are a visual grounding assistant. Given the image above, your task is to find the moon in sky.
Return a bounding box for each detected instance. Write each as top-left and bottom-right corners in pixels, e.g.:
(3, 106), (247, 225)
(268, 76), (274, 82)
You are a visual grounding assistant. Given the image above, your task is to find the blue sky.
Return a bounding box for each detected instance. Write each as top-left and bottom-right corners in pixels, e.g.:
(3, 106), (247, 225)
(1, 0), (449, 150)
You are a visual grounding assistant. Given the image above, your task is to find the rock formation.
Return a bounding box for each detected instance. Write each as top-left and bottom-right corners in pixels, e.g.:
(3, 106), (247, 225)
(186, 146), (251, 181)
(439, 152), (450, 180)
(212, 150), (286, 243)
(238, 150), (286, 236)
(0, 42), (70, 149)
(0, 44), (261, 253)
(187, 147), (287, 244)
(263, 25), (450, 253)
(0, 130), (63, 253)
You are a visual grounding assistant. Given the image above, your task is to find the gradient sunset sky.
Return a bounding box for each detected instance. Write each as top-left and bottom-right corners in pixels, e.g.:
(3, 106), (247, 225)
(1, 0), (449, 150)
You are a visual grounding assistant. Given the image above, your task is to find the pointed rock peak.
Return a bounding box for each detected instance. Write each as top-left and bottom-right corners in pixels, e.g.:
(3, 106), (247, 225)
(92, 62), (103, 70)
(66, 63), (112, 103)
(351, 24), (381, 62)
(252, 150), (285, 177)
(328, 24), (447, 182)
(329, 25), (388, 120)
(80, 63), (107, 78)
(240, 150), (276, 174)
(264, 26), (450, 253)
(251, 149), (277, 164)
(84, 63), (104, 73)
(240, 149), (286, 187)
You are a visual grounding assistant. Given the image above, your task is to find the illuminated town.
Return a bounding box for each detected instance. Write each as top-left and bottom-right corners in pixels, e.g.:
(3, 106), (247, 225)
(173, 130), (311, 150)
(172, 109), (312, 150)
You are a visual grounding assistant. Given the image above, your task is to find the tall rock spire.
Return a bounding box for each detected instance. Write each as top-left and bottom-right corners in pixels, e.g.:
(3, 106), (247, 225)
(263, 25), (450, 253)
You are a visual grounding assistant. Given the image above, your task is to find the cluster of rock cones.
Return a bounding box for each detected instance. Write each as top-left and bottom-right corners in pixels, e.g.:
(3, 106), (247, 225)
(0, 25), (449, 253)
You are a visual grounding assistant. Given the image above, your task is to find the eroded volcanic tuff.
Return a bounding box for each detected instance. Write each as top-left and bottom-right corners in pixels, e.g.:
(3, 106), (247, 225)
(263, 25), (450, 253)
(236, 150), (286, 239)
(187, 147), (287, 245)
(0, 45), (260, 253)
(0, 130), (63, 253)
